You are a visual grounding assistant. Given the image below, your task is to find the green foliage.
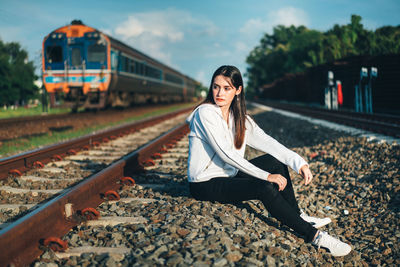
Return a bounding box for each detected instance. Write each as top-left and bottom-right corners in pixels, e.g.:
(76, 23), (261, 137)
(0, 39), (38, 106)
(246, 14), (400, 92)
(195, 82), (208, 97)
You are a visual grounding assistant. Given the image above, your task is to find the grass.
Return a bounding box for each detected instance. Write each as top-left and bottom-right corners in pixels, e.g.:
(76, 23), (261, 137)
(0, 103), (194, 158)
(0, 104), (70, 119)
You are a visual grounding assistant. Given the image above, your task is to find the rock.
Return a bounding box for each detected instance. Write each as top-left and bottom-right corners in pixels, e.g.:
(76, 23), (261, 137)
(266, 255), (276, 266)
(232, 229), (246, 236)
(166, 253), (183, 266)
(152, 245), (168, 257)
(382, 247), (392, 256)
(103, 256), (117, 267)
(143, 245), (155, 253)
(81, 253), (92, 260)
(225, 251), (242, 262)
(177, 228), (190, 237)
(213, 258), (228, 267)
(192, 261), (210, 267)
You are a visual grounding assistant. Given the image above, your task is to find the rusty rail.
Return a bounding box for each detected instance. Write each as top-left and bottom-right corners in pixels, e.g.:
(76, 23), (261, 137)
(0, 107), (193, 180)
(0, 121), (189, 266)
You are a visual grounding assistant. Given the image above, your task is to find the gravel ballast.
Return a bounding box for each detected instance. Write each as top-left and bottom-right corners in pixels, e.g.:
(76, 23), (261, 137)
(33, 106), (400, 266)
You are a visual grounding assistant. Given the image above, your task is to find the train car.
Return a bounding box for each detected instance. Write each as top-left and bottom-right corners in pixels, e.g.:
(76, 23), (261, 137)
(42, 20), (197, 110)
(260, 54), (400, 115)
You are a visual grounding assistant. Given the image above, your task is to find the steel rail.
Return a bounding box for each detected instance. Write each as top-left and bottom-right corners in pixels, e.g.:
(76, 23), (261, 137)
(0, 122), (189, 267)
(0, 106), (193, 180)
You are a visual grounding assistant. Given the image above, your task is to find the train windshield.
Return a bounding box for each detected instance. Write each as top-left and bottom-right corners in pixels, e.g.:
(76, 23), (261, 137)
(88, 44), (106, 63)
(71, 47), (82, 66)
(46, 45), (63, 63)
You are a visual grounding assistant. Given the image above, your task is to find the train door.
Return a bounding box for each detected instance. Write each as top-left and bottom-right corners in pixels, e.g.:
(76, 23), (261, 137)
(68, 44), (85, 70)
(67, 43), (86, 109)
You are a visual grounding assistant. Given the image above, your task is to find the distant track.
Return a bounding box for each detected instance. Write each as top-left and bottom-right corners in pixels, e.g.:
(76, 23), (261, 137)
(0, 104), (184, 127)
(254, 100), (400, 138)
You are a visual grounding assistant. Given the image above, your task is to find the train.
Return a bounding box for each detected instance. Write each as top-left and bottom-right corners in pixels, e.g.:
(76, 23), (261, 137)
(42, 20), (197, 110)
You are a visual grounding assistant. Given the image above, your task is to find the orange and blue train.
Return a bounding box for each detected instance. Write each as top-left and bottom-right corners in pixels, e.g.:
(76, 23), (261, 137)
(42, 20), (197, 110)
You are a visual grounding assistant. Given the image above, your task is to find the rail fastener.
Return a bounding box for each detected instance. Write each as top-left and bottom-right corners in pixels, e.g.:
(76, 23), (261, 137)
(104, 190), (121, 201)
(92, 141), (101, 147)
(166, 143), (175, 149)
(33, 161), (44, 169)
(9, 169), (22, 177)
(52, 155), (63, 161)
(81, 207), (101, 220)
(151, 153), (162, 159)
(142, 159), (155, 167)
(42, 237), (68, 252)
(120, 177), (135, 186)
(67, 149), (77, 155)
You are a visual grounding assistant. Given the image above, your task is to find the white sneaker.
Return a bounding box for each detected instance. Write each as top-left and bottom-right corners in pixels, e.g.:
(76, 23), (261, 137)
(312, 231), (352, 257)
(300, 210), (332, 228)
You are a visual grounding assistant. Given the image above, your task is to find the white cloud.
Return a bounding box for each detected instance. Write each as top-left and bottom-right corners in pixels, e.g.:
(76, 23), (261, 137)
(112, 8), (218, 67)
(270, 6), (309, 27)
(115, 12), (184, 42)
(237, 6), (310, 63)
(240, 6), (309, 37)
(239, 18), (272, 36)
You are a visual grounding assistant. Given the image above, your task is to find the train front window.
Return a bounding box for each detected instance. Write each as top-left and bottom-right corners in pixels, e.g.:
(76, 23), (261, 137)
(46, 45), (63, 63)
(71, 48), (82, 66)
(88, 44), (106, 62)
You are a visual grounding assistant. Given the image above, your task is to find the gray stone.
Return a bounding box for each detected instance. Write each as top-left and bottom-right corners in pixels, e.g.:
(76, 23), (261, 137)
(266, 255), (276, 266)
(152, 245), (168, 257)
(103, 256), (117, 267)
(143, 244), (155, 253)
(166, 253), (183, 266)
(192, 261), (210, 267)
(213, 258), (228, 267)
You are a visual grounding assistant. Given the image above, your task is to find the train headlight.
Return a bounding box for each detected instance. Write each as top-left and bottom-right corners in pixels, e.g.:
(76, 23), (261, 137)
(51, 33), (64, 39)
(86, 32), (100, 39)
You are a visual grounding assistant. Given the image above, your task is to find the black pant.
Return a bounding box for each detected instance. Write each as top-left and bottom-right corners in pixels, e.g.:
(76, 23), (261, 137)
(189, 154), (318, 242)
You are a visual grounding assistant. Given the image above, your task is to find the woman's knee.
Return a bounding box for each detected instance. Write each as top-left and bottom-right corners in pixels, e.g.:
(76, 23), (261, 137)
(256, 180), (280, 200)
(252, 154), (288, 175)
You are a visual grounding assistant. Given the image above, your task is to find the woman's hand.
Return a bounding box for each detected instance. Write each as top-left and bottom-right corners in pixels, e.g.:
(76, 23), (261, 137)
(299, 164), (313, 185)
(267, 174), (287, 191)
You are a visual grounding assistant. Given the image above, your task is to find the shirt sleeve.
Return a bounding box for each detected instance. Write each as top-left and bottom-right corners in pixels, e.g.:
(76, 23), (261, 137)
(194, 107), (270, 181)
(245, 116), (308, 174)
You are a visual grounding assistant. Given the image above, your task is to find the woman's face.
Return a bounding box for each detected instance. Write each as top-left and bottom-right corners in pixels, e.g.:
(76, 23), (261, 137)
(212, 75), (242, 110)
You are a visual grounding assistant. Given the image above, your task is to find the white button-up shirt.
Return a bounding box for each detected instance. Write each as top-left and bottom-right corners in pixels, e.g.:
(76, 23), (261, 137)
(186, 103), (308, 183)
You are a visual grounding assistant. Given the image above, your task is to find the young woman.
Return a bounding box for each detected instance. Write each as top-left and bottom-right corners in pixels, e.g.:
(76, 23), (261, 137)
(186, 65), (351, 257)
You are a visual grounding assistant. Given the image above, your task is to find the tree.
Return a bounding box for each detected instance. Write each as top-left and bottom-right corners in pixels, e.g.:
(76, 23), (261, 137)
(246, 14), (400, 94)
(0, 39), (38, 106)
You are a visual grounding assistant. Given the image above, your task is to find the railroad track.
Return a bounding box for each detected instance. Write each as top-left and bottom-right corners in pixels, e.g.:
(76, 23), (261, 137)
(0, 106), (163, 128)
(254, 100), (400, 138)
(0, 104), (197, 143)
(0, 107), (191, 266)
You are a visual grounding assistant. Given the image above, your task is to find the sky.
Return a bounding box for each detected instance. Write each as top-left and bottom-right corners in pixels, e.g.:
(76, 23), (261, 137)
(0, 0), (399, 86)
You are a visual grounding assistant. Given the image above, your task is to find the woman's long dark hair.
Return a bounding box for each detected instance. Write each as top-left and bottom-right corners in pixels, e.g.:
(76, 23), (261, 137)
(201, 65), (247, 149)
